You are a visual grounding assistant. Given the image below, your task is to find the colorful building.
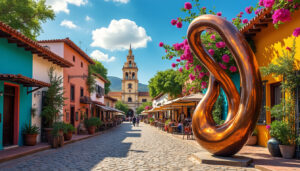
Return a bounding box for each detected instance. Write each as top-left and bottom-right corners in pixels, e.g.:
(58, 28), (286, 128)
(91, 73), (107, 120)
(241, 9), (300, 146)
(0, 22), (71, 149)
(38, 38), (95, 131)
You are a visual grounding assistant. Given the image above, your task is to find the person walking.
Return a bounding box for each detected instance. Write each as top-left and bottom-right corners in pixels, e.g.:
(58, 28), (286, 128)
(136, 117), (140, 127)
(132, 117), (136, 127)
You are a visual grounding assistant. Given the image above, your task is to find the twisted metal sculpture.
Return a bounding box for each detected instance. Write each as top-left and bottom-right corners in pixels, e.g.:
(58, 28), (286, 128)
(187, 15), (262, 156)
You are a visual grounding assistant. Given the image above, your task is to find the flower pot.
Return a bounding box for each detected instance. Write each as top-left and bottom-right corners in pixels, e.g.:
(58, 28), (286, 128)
(64, 131), (73, 141)
(58, 135), (64, 147)
(43, 128), (53, 143)
(246, 135), (257, 146)
(51, 136), (59, 148)
(267, 138), (282, 157)
(279, 145), (295, 159)
(88, 126), (96, 134)
(24, 134), (38, 146)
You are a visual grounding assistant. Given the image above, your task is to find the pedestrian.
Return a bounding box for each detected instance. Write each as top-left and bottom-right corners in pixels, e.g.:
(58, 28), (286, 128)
(136, 117), (140, 127)
(132, 117), (136, 127)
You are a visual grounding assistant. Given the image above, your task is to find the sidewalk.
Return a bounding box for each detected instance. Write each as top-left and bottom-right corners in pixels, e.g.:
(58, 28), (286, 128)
(151, 125), (300, 171)
(0, 126), (119, 163)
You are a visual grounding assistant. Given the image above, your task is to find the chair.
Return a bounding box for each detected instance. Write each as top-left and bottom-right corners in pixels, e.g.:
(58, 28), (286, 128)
(183, 126), (193, 140)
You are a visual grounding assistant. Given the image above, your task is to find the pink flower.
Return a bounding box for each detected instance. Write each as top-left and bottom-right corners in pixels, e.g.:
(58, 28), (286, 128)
(189, 74), (195, 81)
(263, 0), (274, 8)
(178, 67), (183, 72)
(272, 9), (291, 24)
(245, 6), (252, 14)
(185, 63), (190, 70)
(219, 63), (227, 70)
(255, 9), (261, 15)
(196, 65), (202, 71)
(210, 34), (216, 40)
(216, 41), (226, 48)
(222, 54), (230, 63)
(208, 49), (215, 56)
(229, 66), (237, 72)
(202, 7), (206, 10)
(184, 2), (192, 10)
(171, 63), (176, 68)
(169, 56), (173, 59)
(286, 46), (291, 51)
(198, 72), (206, 79)
(240, 12), (244, 15)
(171, 19), (177, 25)
(242, 19), (248, 24)
(176, 21), (182, 28)
(266, 125), (271, 130)
(201, 81), (207, 89)
(293, 27), (300, 37)
(176, 59), (181, 62)
(159, 42), (164, 47)
(259, 0), (264, 6)
(217, 12), (222, 16)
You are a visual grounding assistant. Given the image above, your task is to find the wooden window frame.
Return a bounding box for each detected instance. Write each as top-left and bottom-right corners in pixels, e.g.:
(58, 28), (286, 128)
(70, 84), (75, 102)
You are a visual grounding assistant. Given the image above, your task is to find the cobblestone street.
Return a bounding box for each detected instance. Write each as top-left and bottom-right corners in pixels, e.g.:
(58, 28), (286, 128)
(0, 123), (257, 171)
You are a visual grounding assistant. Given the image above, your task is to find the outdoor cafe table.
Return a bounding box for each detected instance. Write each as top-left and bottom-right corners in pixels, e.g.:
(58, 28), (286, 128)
(170, 125), (178, 134)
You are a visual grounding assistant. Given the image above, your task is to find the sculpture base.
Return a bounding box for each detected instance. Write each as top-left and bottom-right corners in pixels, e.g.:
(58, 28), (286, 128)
(191, 152), (253, 167)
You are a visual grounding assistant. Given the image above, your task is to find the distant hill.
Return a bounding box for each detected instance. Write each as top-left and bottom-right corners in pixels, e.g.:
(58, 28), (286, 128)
(108, 76), (149, 92)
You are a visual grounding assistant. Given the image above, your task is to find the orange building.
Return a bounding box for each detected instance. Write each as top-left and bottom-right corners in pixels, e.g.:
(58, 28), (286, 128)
(39, 38), (94, 130)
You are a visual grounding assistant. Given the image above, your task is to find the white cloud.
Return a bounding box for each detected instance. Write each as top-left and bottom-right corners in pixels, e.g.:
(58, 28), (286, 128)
(85, 16), (92, 21)
(60, 20), (78, 29)
(104, 0), (130, 4)
(90, 50), (116, 62)
(91, 19), (152, 51)
(46, 0), (88, 14)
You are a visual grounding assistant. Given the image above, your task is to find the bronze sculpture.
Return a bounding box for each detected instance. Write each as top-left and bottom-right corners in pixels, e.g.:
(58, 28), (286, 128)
(187, 15), (262, 156)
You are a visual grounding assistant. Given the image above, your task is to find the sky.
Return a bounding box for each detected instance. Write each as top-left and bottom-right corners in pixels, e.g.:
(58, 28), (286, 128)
(39, 0), (258, 84)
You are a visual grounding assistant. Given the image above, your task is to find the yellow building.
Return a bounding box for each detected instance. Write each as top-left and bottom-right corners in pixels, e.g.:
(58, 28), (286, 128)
(241, 9), (300, 147)
(108, 46), (152, 116)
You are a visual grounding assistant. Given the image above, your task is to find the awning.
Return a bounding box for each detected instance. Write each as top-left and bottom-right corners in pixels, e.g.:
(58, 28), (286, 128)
(115, 112), (125, 116)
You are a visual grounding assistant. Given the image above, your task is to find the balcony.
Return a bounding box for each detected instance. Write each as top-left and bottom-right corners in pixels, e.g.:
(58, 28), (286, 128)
(80, 96), (91, 104)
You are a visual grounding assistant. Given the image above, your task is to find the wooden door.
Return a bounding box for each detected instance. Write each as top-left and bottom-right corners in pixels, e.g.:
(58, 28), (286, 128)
(70, 106), (75, 126)
(3, 85), (15, 146)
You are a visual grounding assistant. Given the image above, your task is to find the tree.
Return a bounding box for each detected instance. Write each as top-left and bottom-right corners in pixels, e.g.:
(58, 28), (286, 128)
(86, 65), (96, 93)
(115, 101), (129, 114)
(148, 69), (185, 98)
(0, 0), (55, 40)
(90, 60), (111, 94)
(136, 102), (152, 114)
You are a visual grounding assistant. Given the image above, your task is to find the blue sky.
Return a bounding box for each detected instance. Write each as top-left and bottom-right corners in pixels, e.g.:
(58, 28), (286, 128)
(39, 0), (258, 84)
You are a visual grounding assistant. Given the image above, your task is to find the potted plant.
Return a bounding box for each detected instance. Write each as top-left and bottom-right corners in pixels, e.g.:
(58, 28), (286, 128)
(149, 118), (154, 126)
(246, 128), (258, 146)
(84, 117), (102, 134)
(51, 122), (65, 148)
(23, 124), (39, 146)
(164, 119), (171, 132)
(63, 124), (75, 141)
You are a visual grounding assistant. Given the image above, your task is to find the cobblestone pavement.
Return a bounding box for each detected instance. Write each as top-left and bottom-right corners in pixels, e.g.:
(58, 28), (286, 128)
(0, 122), (257, 171)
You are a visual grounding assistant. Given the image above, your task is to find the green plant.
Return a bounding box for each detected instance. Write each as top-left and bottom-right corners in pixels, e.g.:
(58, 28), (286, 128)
(23, 124), (39, 134)
(165, 119), (171, 126)
(149, 118), (154, 123)
(51, 122), (65, 137)
(64, 124), (75, 133)
(87, 65), (96, 93)
(252, 129), (258, 136)
(212, 94), (225, 125)
(269, 120), (296, 145)
(84, 117), (102, 128)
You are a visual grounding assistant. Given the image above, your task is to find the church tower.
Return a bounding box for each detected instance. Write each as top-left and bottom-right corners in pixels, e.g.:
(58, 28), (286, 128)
(122, 45), (139, 115)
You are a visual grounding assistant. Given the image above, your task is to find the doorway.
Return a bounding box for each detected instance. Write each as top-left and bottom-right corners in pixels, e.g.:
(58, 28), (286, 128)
(3, 85), (18, 147)
(70, 106), (75, 126)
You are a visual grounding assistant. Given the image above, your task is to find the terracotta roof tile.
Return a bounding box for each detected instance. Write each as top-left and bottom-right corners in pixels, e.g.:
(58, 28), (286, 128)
(105, 94), (118, 101)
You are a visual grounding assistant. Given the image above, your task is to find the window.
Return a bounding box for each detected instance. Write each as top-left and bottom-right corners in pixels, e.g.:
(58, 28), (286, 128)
(271, 83), (282, 122)
(80, 87), (84, 97)
(142, 99), (147, 102)
(73, 56), (75, 62)
(126, 72), (128, 80)
(129, 61), (132, 67)
(132, 72), (135, 79)
(128, 83), (132, 89)
(128, 97), (132, 102)
(70, 85), (75, 101)
(258, 83), (266, 124)
(81, 62), (83, 68)
(96, 85), (104, 97)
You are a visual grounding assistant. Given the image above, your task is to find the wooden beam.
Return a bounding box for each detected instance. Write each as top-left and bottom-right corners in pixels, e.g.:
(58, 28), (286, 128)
(254, 23), (268, 28)
(260, 18), (272, 23)
(249, 28), (261, 33)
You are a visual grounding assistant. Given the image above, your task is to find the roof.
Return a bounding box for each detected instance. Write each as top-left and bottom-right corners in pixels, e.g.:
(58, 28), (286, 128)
(0, 22), (73, 68)
(153, 93), (165, 100)
(104, 95), (118, 102)
(38, 38), (95, 64)
(93, 73), (109, 84)
(138, 92), (149, 96)
(240, 8), (273, 38)
(108, 91), (122, 97)
(0, 74), (50, 87)
(92, 100), (105, 106)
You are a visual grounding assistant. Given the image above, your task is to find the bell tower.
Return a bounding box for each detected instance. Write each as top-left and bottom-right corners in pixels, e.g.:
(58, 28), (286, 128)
(122, 45), (139, 114)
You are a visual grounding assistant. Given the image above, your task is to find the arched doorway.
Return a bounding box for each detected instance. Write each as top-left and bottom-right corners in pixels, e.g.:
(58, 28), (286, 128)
(127, 109), (134, 117)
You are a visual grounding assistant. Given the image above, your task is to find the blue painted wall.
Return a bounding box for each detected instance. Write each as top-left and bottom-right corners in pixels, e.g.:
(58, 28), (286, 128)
(0, 38), (32, 150)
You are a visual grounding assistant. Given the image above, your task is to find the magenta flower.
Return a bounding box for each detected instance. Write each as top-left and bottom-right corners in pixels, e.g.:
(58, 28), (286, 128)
(159, 42), (164, 47)
(286, 46), (291, 51)
(222, 54), (230, 63)
(178, 67), (183, 72)
(169, 56), (173, 59)
(208, 49), (215, 56)
(176, 21), (182, 28)
(202, 7), (206, 10)
(171, 63), (176, 68)
(189, 74), (195, 81)
(240, 11), (244, 15)
(201, 81), (207, 89)
(185, 63), (190, 70)
(184, 2), (192, 10)
(198, 72), (206, 79)
(219, 63), (227, 70)
(263, 0), (274, 8)
(266, 125), (271, 130)
(217, 12), (222, 16)
(245, 6), (252, 14)
(259, 0), (264, 6)
(216, 41), (226, 48)
(210, 34), (216, 40)
(272, 9), (291, 24)
(255, 9), (261, 15)
(242, 19), (249, 24)
(176, 59), (181, 62)
(171, 19), (177, 26)
(196, 65), (202, 71)
(229, 66), (237, 72)
(293, 27), (300, 37)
